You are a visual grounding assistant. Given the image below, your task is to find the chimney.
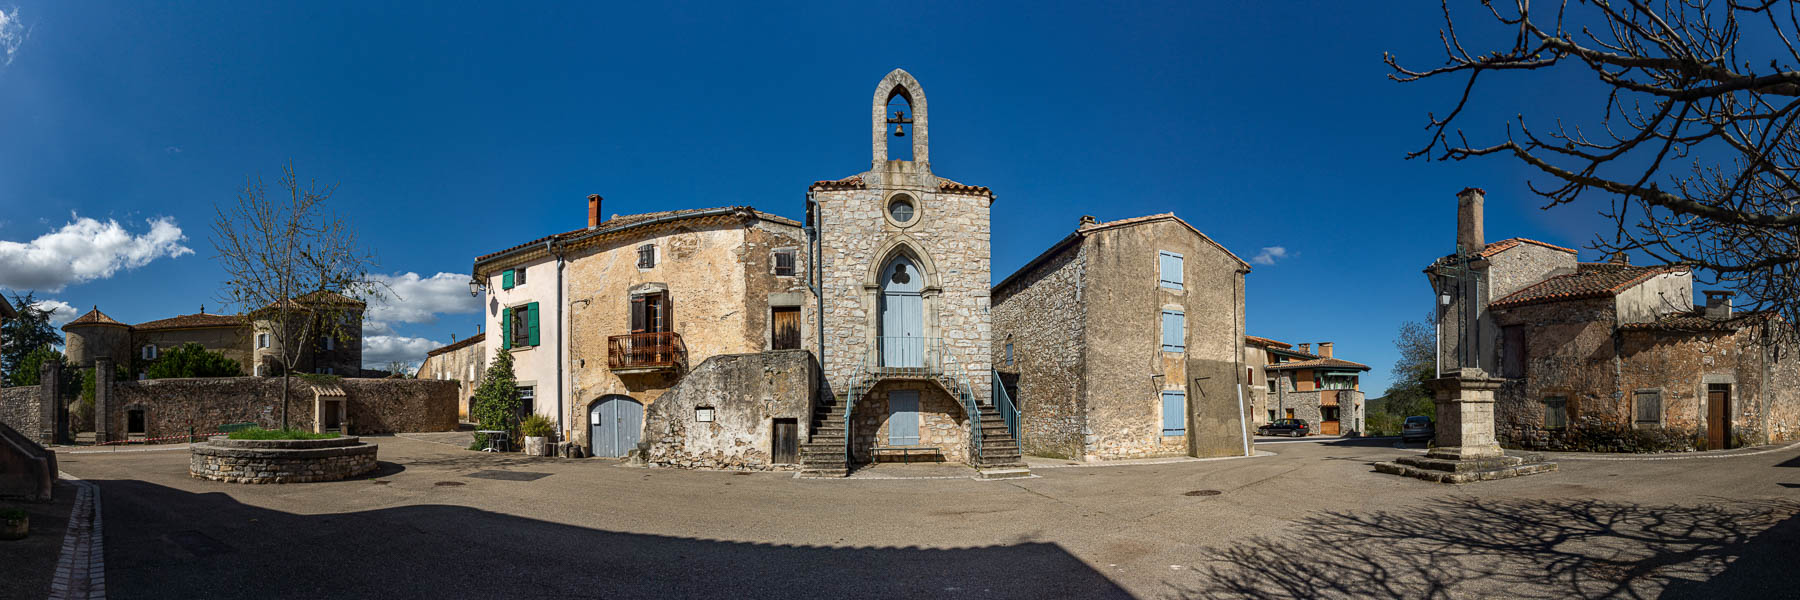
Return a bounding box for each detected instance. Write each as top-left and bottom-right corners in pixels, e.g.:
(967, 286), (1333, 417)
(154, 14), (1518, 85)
(1456, 187), (1486, 256)
(587, 194), (603, 229)
(1319, 342), (1333, 358)
(1608, 252), (1630, 265)
(1078, 215), (1098, 228)
(1298, 343), (1312, 355)
(1704, 290), (1734, 319)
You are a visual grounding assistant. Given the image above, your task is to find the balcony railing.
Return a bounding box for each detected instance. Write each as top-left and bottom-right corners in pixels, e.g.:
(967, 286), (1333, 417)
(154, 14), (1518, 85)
(608, 332), (687, 372)
(872, 336), (944, 375)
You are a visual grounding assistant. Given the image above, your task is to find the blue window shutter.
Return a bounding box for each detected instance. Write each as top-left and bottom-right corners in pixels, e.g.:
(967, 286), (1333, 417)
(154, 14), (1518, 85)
(1162, 310), (1185, 352)
(501, 307), (513, 350)
(1162, 391), (1186, 435)
(1159, 252), (1183, 289)
(527, 302), (541, 347)
(502, 269), (515, 290)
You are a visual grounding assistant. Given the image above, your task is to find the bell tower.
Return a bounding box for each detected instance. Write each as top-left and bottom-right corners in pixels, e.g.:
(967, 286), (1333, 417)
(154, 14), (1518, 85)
(871, 69), (929, 169)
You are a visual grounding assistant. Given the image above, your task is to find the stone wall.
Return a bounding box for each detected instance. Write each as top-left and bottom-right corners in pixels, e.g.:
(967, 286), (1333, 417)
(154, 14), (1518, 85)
(1491, 298), (1619, 448)
(991, 241), (1088, 459)
(189, 436), (377, 483)
(135, 326), (254, 377)
(1276, 389), (1365, 436)
(0, 386), (41, 444)
(418, 335), (486, 421)
(851, 381), (971, 464)
(641, 350), (816, 470)
(107, 377), (457, 441)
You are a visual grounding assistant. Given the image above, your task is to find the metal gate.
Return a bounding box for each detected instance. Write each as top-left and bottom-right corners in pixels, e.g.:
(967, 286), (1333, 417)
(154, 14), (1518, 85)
(589, 395), (644, 458)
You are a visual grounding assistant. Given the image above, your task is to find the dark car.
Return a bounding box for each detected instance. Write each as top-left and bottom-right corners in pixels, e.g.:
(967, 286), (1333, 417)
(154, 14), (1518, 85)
(1402, 416), (1434, 443)
(1257, 418), (1310, 437)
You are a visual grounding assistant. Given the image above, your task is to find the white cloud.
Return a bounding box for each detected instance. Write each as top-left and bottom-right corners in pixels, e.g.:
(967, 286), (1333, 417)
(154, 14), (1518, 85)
(0, 7), (29, 67)
(31, 298), (76, 327)
(0, 214), (194, 292)
(1251, 246), (1288, 266)
(363, 272), (480, 333)
(361, 335), (443, 369)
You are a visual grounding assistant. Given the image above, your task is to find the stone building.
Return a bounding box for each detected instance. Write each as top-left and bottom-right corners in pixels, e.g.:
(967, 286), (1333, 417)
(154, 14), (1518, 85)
(418, 332), (486, 420)
(1243, 336), (1369, 434)
(991, 213), (1253, 461)
(1427, 188), (1800, 450)
(249, 290), (366, 377)
(471, 197), (814, 458)
(62, 292), (365, 379)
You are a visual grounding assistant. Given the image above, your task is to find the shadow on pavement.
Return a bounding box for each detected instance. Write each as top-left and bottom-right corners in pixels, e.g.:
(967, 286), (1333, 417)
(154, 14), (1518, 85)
(1180, 495), (1800, 599)
(95, 479), (1133, 599)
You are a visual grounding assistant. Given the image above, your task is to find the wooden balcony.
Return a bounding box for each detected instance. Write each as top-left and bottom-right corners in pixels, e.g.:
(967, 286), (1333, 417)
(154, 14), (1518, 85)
(608, 332), (686, 374)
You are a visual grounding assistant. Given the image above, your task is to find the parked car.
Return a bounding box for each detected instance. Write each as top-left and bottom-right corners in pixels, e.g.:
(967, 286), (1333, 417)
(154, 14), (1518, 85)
(1402, 416), (1434, 443)
(1257, 418), (1310, 437)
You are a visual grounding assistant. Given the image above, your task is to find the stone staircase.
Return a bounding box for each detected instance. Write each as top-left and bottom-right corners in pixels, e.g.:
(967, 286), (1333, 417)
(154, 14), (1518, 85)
(972, 403), (1025, 469)
(798, 394), (849, 477)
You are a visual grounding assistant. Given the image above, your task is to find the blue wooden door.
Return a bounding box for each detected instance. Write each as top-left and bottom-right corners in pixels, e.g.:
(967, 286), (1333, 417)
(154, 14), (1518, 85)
(888, 391), (920, 445)
(880, 256), (924, 367)
(589, 396), (644, 458)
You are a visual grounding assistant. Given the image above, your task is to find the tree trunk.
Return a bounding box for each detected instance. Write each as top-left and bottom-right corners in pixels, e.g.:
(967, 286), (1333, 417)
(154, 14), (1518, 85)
(281, 370), (290, 430)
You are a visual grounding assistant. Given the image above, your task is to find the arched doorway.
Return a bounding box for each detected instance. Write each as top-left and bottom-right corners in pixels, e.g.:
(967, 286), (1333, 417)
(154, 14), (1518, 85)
(588, 395), (644, 458)
(879, 255), (924, 368)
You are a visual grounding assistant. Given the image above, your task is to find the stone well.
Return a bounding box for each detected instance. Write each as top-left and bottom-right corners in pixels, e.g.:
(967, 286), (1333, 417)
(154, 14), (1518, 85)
(189, 436), (377, 484)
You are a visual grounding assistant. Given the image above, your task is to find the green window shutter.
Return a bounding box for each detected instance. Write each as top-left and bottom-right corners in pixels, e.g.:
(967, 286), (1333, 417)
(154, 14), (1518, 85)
(501, 307), (513, 350)
(527, 302), (541, 347)
(502, 269), (515, 290)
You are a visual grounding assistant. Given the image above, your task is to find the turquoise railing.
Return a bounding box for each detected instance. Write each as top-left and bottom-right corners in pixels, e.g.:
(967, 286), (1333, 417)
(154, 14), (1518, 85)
(843, 354), (869, 464)
(992, 370), (1019, 441)
(943, 372), (983, 464)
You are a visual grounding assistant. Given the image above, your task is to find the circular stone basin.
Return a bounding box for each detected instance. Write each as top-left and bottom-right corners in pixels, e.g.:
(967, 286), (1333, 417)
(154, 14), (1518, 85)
(190, 435), (377, 484)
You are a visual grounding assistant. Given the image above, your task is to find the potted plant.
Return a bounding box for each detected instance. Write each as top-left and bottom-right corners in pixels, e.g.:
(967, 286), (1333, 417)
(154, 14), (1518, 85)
(1, 507), (27, 541)
(520, 414), (555, 457)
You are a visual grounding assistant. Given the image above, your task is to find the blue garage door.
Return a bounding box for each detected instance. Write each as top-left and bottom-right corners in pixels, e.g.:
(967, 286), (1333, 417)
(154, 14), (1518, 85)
(589, 396), (644, 458)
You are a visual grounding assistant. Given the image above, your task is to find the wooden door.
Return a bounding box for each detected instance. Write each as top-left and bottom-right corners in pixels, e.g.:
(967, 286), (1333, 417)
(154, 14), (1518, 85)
(772, 418), (798, 464)
(771, 307), (801, 350)
(1707, 384), (1730, 450)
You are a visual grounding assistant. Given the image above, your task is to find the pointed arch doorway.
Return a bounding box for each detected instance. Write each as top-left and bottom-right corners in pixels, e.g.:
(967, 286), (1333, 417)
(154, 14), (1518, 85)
(879, 255), (925, 369)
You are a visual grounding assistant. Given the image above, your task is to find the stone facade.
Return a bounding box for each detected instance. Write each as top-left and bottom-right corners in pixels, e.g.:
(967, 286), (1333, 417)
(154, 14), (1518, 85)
(641, 350), (816, 470)
(418, 333), (486, 420)
(63, 300), (364, 379)
(103, 377), (457, 442)
(189, 436), (377, 484)
(1244, 337), (1369, 435)
(0, 386), (41, 444)
(851, 381), (973, 464)
(994, 214), (1252, 460)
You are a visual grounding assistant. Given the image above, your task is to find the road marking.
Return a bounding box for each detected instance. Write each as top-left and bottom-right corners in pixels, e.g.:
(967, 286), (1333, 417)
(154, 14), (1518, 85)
(49, 473), (104, 600)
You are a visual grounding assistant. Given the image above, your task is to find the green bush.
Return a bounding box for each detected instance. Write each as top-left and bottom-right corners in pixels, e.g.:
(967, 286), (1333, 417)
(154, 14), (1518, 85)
(145, 343), (242, 379)
(226, 427), (339, 440)
(468, 432), (488, 451)
(470, 351), (524, 438)
(0, 507), (25, 521)
(520, 413), (555, 438)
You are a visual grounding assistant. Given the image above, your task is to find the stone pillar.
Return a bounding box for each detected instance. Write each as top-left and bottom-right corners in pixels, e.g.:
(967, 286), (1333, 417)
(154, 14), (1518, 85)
(1427, 368), (1504, 460)
(94, 357), (113, 445)
(38, 359), (61, 445)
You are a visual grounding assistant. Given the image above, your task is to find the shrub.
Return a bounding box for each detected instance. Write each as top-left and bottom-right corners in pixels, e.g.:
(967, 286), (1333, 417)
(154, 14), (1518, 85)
(520, 413), (555, 438)
(226, 427), (339, 440)
(470, 350), (523, 438)
(468, 432), (488, 451)
(145, 343), (242, 379)
(0, 507), (24, 521)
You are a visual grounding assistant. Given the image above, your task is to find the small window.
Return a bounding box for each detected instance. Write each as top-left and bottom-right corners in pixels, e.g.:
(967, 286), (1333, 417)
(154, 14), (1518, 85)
(518, 386), (536, 417)
(1502, 325), (1526, 378)
(1634, 391), (1662, 426)
(1267, 409), (1276, 422)
(637, 244), (656, 269)
(254, 364), (263, 377)
(1159, 251), (1184, 290)
(322, 336), (335, 351)
(1161, 310), (1185, 352)
(142, 345), (157, 360)
(1542, 396), (1569, 429)
(514, 265), (527, 286)
(510, 306), (534, 348)
(774, 249), (796, 277)
(258, 333), (270, 348)
(1005, 342), (1014, 366)
(1161, 391), (1186, 436)
(888, 196), (916, 223)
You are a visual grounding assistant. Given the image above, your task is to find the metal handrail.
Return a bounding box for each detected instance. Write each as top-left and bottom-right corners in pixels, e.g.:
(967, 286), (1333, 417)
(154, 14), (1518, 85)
(871, 336), (943, 374)
(953, 374), (984, 464)
(992, 370), (1019, 441)
(607, 332), (686, 369)
(843, 353), (868, 465)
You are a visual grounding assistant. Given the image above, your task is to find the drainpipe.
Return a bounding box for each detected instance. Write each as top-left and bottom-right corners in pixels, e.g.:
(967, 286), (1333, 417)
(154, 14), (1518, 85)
(546, 239), (566, 437)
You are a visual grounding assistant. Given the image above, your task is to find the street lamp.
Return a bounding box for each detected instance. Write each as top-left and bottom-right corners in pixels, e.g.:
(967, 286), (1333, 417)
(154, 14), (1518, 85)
(469, 277), (482, 298)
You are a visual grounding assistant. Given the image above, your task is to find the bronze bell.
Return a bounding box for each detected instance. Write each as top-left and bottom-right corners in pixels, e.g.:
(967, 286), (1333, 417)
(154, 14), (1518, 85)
(893, 125), (906, 137)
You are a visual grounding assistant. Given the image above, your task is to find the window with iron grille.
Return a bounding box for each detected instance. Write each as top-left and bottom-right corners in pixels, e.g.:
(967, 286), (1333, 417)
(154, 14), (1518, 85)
(1635, 390), (1663, 426)
(774, 249), (796, 276)
(637, 244), (656, 268)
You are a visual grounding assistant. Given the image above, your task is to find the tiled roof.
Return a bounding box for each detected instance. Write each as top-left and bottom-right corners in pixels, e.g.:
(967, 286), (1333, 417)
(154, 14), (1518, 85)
(1265, 357), (1372, 372)
(1489, 263), (1685, 310)
(258, 290), (366, 312)
(63, 307), (128, 330)
(1430, 237), (1577, 268)
(1620, 310), (1775, 332)
(134, 313), (248, 331)
(994, 212), (1252, 294)
(473, 206), (799, 266)
(1245, 335), (1292, 349)
(808, 175), (866, 192)
(426, 332), (485, 357)
(936, 178), (993, 197)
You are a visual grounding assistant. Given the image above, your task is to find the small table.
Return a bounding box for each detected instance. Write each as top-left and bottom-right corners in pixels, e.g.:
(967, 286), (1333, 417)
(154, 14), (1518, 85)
(477, 430), (511, 453)
(871, 446), (940, 464)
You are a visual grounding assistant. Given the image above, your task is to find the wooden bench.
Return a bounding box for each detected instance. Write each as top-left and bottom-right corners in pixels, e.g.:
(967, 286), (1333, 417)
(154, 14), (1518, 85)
(870, 446), (940, 464)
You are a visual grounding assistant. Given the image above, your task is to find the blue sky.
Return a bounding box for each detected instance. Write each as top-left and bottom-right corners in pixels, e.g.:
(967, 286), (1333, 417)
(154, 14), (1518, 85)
(0, 2), (1625, 391)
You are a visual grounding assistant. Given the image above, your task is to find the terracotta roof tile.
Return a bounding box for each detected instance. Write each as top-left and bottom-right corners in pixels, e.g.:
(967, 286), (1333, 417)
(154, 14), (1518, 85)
(134, 313), (248, 331)
(1245, 335), (1292, 349)
(1490, 264), (1685, 310)
(426, 332), (486, 357)
(808, 175), (865, 191)
(473, 206), (798, 266)
(936, 177), (993, 197)
(1430, 237), (1578, 268)
(1266, 357), (1372, 372)
(62, 307), (127, 330)
(1619, 310), (1775, 332)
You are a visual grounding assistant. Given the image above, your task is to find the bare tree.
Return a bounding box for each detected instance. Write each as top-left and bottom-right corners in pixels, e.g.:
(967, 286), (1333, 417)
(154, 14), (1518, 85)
(213, 163), (380, 429)
(1390, 0), (1800, 335)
